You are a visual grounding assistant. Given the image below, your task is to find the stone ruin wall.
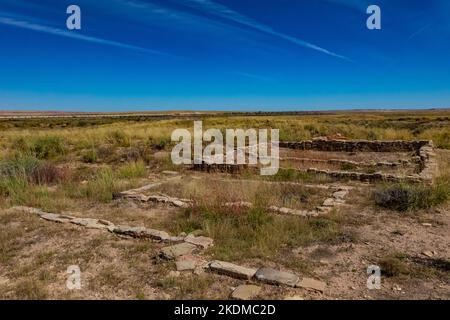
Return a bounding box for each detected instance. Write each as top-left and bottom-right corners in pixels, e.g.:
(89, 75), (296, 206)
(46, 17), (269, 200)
(278, 139), (430, 153)
(191, 139), (437, 183)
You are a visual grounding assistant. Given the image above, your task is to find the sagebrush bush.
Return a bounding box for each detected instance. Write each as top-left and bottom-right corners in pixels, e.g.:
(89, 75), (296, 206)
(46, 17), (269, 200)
(374, 181), (449, 212)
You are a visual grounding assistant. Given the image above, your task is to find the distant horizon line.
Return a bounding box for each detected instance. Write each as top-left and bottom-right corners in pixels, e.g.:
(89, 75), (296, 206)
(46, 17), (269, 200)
(1, 107), (450, 115)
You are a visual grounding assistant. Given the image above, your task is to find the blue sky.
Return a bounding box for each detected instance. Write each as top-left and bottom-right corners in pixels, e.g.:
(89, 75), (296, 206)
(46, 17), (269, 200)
(0, 0), (449, 111)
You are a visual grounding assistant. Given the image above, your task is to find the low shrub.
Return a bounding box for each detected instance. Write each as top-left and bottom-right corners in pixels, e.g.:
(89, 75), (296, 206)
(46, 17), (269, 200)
(378, 254), (409, 277)
(374, 181), (449, 212)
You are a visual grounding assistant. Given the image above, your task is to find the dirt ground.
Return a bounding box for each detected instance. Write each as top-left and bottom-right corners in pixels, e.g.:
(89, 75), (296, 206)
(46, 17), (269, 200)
(0, 160), (448, 300)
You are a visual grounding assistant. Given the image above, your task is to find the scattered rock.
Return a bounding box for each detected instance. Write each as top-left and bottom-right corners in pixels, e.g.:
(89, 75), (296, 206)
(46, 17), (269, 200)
(162, 170), (179, 175)
(208, 260), (257, 280)
(231, 285), (261, 300)
(184, 235), (214, 249)
(422, 250), (434, 258)
(393, 284), (402, 291)
(160, 243), (198, 260)
(254, 267), (299, 287)
(296, 277), (326, 293)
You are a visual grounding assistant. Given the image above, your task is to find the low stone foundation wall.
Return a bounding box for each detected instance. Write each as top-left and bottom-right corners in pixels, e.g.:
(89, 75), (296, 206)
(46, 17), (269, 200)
(279, 138), (430, 152)
(190, 139), (437, 183)
(192, 162), (247, 174)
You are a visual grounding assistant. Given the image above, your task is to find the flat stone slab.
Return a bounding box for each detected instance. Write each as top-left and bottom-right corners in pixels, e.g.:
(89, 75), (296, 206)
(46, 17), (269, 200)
(208, 260), (257, 280)
(224, 201), (253, 208)
(254, 267), (299, 287)
(175, 254), (207, 271)
(296, 277), (326, 292)
(160, 243), (197, 260)
(40, 213), (71, 223)
(231, 285), (261, 300)
(70, 217), (113, 230)
(332, 190), (348, 199)
(184, 235), (214, 249)
(322, 198), (336, 207)
(316, 206), (333, 213)
(269, 206), (318, 217)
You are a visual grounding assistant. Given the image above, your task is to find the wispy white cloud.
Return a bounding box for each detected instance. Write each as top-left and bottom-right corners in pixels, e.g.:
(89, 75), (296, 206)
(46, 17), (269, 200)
(408, 24), (431, 40)
(0, 15), (169, 56)
(176, 0), (351, 61)
(233, 71), (273, 82)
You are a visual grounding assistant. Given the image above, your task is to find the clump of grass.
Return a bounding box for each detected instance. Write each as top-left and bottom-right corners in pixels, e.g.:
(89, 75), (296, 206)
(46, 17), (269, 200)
(374, 181), (450, 212)
(82, 149), (98, 163)
(340, 162), (355, 171)
(150, 136), (170, 150)
(16, 136), (67, 159)
(79, 167), (116, 202)
(14, 280), (48, 299)
(106, 130), (128, 146)
(117, 160), (147, 179)
(378, 254), (409, 277)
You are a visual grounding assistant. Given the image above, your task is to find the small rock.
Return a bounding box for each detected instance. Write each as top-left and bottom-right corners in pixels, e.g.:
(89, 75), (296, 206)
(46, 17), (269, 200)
(393, 284), (402, 291)
(162, 170), (179, 175)
(422, 250), (434, 258)
(296, 277), (326, 293)
(255, 267), (299, 287)
(160, 243), (197, 260)
(231, 285), (261, 300)
(421, 223), (432, 227)
(208, 260), (257, 280)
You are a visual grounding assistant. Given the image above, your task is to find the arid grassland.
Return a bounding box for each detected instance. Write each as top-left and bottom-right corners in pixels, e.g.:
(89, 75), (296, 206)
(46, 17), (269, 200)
(0, 110), (449, 300)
